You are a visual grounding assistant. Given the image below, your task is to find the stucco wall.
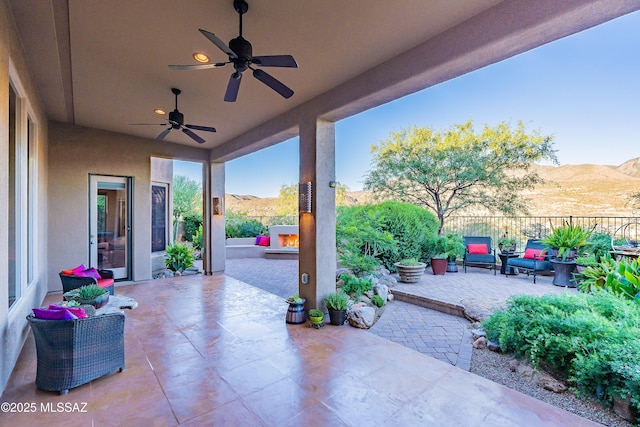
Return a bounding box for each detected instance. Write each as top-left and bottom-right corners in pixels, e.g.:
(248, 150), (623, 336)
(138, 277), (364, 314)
(0, 0), (49, 396)
(47, 121), (209, 289)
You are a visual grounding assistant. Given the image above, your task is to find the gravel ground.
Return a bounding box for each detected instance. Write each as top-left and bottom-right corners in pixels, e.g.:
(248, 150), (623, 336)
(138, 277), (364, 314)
(470, 348), (633, 427)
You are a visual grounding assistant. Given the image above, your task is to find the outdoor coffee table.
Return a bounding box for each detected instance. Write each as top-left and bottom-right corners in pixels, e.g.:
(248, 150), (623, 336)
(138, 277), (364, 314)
(95, 295), (138, 315)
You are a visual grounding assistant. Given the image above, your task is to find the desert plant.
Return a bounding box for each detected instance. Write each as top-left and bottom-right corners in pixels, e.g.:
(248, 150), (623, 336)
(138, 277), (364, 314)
(576, 257), (617, 293)
(69, 284), (107, 298)
(183, 213), (203, 242)
(585, 231), (613, 259)
(308, 309), (324, 318)
(397, 258), (420, 266)
(192, 224), (203, 250)
(287, 294), (304, 304)
(164, 242), (194, 272)
(371, 294), (385, 307)
(324, 291), (350, 310)
(444, 232), (465, 261)
(575, 255), (598, 267)
(338, 274), (373, 296)
(541, 222), (592, 260)
(483, 291), (640, 413)
(426, 234), (448, 259)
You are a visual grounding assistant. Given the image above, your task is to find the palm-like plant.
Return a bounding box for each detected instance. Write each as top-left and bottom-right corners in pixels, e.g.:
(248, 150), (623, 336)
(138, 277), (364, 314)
(542, 223), (592, 260)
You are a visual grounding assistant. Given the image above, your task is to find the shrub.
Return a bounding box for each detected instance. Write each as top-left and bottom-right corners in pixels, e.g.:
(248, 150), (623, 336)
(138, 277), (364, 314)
(398, 258), (420, 266)
(68, 284), (106, 298)
(483, 291), (640, 413)
(371, 294), (385, 307)
(338, 273), (373, 296)
(336, 202), (439, 273)
(192, 224), (203, 250)
(183, 213), (203, 242)
(225, 212), (268, 238)
(324, 291), (350, 310)
(165, 242), (194, 272)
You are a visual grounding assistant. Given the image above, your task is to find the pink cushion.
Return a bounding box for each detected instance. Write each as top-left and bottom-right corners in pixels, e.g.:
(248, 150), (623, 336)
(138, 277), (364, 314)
(61, 264), (87, 275)
(97, 278), (114, 288)
(258, 236), (270, 247)
(523, 248), (546, 260)
(467, 244), (489, 255)
(74, 267), (102, 279)
(32, 307), (78, 320)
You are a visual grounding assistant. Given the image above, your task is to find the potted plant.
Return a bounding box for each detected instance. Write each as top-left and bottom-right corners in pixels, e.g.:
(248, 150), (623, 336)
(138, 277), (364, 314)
(63, 284), (109, 309)
(308, 309), (324, 328)
(394, 257), (426, 283)
(497, 236), (517, 253)
(541, 223), (592, 261)
(444, 232), (465, 273)
(426, 234), (448, 275)
(285, 294), (306, 325)
(324, 291), (350, 325)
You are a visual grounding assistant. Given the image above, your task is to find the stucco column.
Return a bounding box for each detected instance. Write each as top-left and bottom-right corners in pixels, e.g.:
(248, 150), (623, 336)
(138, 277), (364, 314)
(208, 162), (226, 274)
(299, 119), (336, 311)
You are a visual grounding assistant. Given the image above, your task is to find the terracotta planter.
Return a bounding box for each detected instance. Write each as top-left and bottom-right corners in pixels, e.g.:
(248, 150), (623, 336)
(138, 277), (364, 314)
(430, 258), (447, 275)
(394, 262), (427, 282)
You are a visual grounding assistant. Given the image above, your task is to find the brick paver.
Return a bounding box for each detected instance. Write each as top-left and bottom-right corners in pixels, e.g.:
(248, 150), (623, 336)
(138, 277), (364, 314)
(224, 258), (575, 371)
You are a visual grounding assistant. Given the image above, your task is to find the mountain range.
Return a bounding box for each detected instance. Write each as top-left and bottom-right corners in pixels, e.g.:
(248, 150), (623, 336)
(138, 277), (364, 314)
(226, 157), (640, 218)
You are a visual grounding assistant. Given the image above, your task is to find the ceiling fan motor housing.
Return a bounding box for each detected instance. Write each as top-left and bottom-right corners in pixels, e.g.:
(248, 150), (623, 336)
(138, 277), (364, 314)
(169, 110), (184, 128)
(229, 37), (252, 71)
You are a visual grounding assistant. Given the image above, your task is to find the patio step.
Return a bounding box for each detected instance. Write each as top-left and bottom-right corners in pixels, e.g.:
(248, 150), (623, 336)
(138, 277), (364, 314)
(392, 289), (466, 318)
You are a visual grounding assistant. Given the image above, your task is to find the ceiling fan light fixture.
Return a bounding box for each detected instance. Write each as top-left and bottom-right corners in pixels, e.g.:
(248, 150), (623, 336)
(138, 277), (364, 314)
(154, 108), (166, 115)
(193, 52), (210, 63)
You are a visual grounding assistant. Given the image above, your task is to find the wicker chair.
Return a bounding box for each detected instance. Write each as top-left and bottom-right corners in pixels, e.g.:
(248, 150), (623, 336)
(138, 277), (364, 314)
(26, 312), (125, 395)
(59, 269), (115, 295)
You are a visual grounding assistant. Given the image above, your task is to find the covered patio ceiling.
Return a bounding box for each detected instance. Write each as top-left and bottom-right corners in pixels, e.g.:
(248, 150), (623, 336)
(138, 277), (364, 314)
(8, 0), (640, 161)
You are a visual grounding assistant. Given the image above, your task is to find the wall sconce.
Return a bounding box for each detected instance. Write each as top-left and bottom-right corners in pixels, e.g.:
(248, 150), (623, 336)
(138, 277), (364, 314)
(212, 197), (223, 215)
(298, 182), (312, 213)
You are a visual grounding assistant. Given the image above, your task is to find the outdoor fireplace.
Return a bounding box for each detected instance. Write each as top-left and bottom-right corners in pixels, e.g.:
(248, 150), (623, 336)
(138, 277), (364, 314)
(278, 234), (299, 248)
(266, 225), (299, 259)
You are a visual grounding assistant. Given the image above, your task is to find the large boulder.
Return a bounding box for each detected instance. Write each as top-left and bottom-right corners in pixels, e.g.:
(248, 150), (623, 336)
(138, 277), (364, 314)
(374, 283), (389, 302)
(347, 304), (376, 329)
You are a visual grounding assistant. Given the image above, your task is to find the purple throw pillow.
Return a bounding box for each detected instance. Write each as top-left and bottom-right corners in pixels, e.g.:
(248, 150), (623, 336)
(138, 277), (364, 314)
(75, 267), (102, 279)
(33, 307), (78, 320)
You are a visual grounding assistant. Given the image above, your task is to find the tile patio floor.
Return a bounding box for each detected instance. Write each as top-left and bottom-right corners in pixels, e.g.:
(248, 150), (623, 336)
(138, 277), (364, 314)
(1, 270), (595, 426)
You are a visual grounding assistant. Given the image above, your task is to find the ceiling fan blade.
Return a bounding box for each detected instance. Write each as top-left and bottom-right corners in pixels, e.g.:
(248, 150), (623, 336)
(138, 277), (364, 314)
(252, 69), (294, 99)
(182, 127), (206, 144)
(129, 123), (167, 126)
(156, 128), (172, 140)
(252, 55), (298, 68)
(169, 62), (227, 70)
(199, 29), (238, 59)
(224, 72), (242, 102)
(185, 124), (216, 133)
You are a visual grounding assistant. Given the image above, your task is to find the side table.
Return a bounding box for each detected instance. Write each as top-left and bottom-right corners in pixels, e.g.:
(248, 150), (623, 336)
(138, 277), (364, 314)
(499, 252), (519, 275)
(550, 259), (577, 287)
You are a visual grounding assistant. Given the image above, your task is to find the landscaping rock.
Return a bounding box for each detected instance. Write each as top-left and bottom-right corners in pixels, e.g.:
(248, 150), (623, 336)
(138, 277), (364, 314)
(377, 274), (398, 288)
(164, 269), (174, 278)
(358, 295), (372, 305)
(514, 361), (566, 393)
(487, 341), (502, 353)
(374, 283), (389, 302)
(471, 329), (487, 340)
(473, 337), (488, 349)
(387, 293), (394, 302)
(461, 297), (506, 322)
(347, 304), (376, 329)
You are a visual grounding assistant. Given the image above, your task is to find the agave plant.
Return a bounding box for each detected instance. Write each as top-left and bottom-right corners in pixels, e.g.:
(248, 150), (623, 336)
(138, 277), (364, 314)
(542, 223), (592, 260)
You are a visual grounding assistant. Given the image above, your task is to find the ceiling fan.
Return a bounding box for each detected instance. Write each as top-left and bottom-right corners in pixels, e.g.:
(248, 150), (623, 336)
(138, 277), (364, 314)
(169, 0), (298, 102)
(131, 88), (216, 144)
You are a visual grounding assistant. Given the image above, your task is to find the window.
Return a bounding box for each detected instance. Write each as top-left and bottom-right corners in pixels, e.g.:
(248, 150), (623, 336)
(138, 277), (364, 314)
(8, 69), (38, 308)
(151, 185), (168, 252)
(8, 83), (18, 307)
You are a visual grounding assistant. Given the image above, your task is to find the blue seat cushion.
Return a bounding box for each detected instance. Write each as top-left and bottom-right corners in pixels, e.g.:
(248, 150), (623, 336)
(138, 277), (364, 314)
(507, 258), (552, 271)
(465, 254), (496, 264)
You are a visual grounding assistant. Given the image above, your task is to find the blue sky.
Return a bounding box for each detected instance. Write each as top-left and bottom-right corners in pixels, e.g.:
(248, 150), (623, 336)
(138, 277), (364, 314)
(177, 11), (640, 197)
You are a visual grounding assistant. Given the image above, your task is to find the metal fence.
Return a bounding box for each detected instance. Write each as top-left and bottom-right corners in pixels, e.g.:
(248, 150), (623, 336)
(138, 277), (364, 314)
(442, 216), (640, 252)
(230, 214), (640, 252)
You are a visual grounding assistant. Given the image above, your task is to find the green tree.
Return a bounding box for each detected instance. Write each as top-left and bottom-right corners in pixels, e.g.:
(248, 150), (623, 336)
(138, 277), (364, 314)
(363, 120), (557, 234)
(276, 181), (351, 216)
(173, 175), (202, 219)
